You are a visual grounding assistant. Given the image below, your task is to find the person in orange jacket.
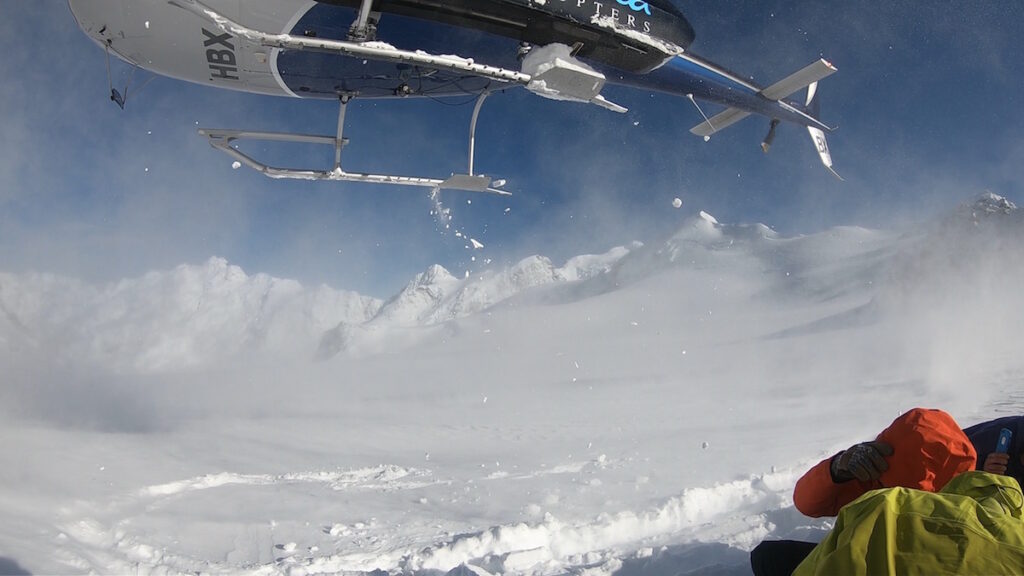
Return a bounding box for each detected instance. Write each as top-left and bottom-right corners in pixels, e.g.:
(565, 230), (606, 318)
(751, 408), (978, 576)
(792, 407), (977, 518)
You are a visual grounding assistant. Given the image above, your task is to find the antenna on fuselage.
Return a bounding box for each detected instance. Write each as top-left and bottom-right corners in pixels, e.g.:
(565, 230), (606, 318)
(104, 42), (125, 109)
(104, 40), (154, 110)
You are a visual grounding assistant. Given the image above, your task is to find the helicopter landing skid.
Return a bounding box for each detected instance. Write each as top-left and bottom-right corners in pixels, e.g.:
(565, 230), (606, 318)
(198, 93), (511, 195)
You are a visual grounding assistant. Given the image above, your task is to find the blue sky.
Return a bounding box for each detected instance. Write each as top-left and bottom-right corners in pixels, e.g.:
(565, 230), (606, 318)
(1, 1), (1021, 297)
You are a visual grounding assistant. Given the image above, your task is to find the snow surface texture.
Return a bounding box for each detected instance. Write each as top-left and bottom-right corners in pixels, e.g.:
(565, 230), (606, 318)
(1, 193), (1023, 575)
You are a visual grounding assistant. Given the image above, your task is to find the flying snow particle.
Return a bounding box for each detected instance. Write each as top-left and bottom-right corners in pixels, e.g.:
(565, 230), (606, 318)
(144, 21), (150, 29)
(701, 441), (709, 450)
(144, 167), (149, 173)
(231, 161), (242, 170)
(672, 197), (683, 208)
(429, 188), (453, 229)
(504, 207), (511, 214)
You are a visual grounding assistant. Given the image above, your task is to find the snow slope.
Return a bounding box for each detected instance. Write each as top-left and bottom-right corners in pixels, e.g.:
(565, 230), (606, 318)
(0, 194), (1022, 575)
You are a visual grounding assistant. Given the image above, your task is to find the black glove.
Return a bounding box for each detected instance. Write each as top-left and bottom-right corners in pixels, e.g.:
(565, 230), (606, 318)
(830, 441), (894, 483)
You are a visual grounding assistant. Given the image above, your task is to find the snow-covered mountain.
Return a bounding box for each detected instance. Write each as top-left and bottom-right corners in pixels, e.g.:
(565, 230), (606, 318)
(370, 245), (631, 327)
(954, 190), (1018, 221)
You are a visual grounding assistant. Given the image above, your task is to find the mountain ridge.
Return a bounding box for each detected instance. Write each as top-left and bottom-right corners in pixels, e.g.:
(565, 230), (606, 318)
(1, 193), (1019, 369)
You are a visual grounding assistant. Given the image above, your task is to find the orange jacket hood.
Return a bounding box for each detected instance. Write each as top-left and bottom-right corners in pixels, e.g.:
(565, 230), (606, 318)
(875, 407), (977, 492)
(794, 408), (976, 518)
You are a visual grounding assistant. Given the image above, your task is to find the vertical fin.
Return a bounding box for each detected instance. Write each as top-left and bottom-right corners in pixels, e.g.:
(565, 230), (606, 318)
(805, 82), (842, 180)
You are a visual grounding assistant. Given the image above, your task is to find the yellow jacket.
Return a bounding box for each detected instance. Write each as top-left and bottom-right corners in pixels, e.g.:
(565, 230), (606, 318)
(794, 471), (1024, 575)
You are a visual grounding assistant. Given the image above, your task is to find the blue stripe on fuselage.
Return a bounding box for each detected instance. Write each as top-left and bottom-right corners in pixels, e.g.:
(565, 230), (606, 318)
(664, 56), (758, 95)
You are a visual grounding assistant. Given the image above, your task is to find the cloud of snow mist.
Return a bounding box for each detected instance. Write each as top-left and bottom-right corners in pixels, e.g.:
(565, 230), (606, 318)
(0, 344), (365, 434)
(1, 193), (1021, 447)
(872, 205), (1024, 405)
(1, 354), (172, 434)
(0, 256), (382, 433)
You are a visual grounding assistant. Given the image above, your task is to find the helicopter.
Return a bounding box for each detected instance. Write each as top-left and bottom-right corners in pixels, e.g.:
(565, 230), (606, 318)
(68, 0), (841, 195)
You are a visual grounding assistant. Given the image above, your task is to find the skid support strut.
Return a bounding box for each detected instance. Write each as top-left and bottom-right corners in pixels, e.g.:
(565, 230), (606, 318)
(348, 0), (377, 41)
(334, 93), (352, 170)
(468, 91), (489, 177)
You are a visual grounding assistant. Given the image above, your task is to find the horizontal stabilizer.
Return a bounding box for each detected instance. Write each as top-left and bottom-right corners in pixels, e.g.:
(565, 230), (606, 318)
(689, 59), (836, 136)
(759, 59), (837, 101)
(689, 108), (751, 137)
